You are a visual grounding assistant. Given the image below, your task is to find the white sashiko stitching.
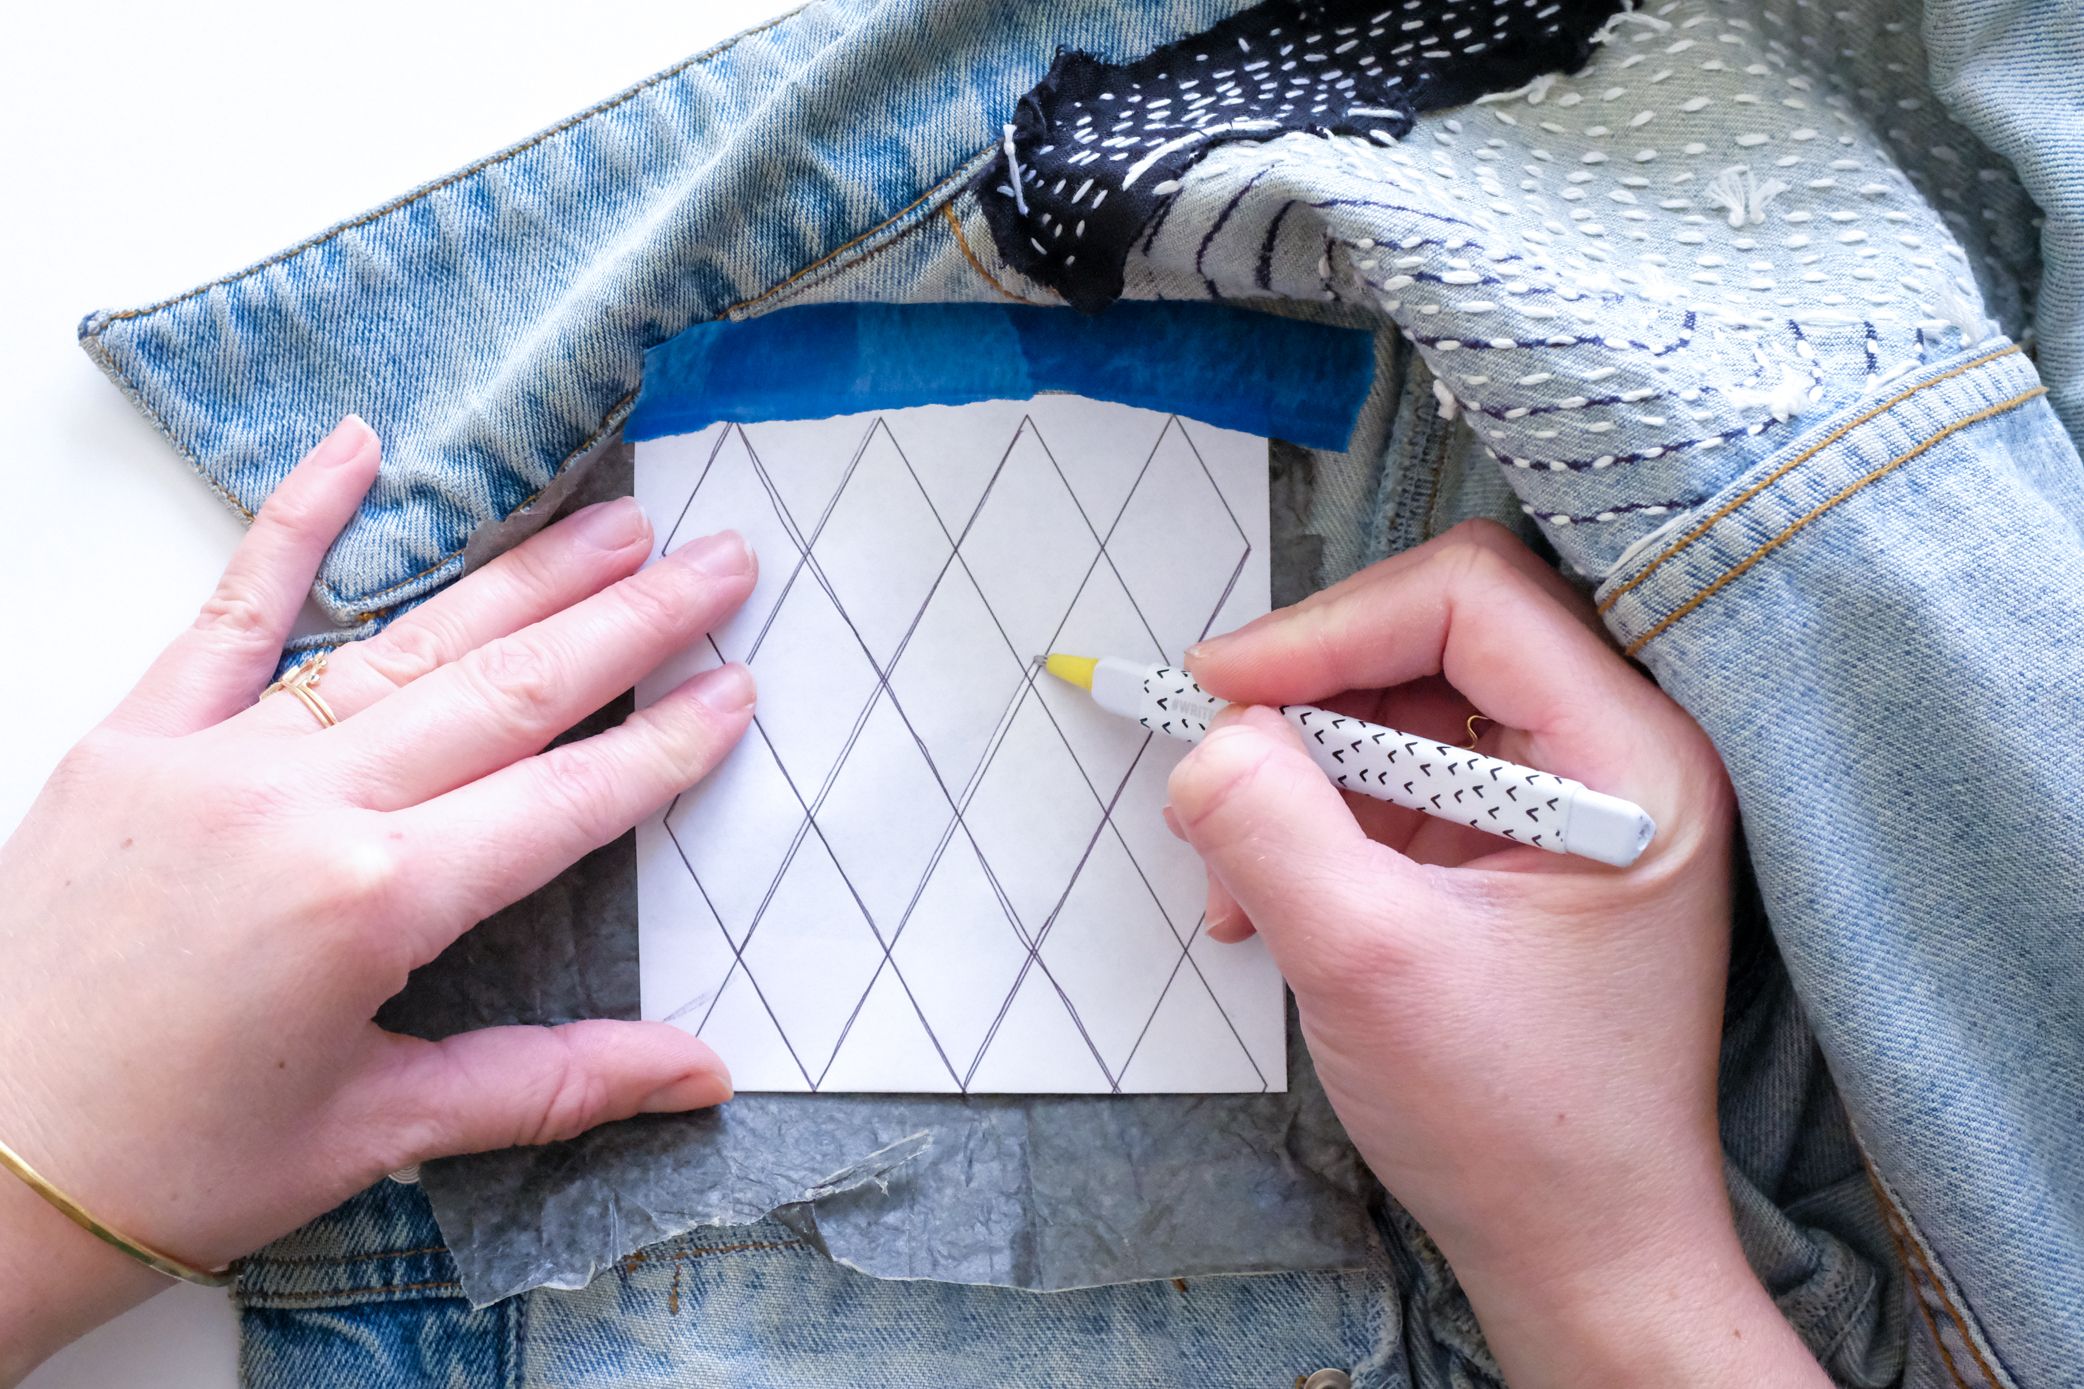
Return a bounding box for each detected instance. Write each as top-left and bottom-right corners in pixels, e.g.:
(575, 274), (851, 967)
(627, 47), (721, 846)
(984, 0), (2039, 578)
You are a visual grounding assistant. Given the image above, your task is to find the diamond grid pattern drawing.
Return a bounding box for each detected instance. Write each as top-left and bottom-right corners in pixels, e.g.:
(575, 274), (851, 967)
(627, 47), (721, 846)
(636, 398), (1282, 1093)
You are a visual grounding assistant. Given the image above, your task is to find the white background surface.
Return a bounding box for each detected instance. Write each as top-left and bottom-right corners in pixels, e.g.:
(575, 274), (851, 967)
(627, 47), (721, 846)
(2, 3), (790, 1383)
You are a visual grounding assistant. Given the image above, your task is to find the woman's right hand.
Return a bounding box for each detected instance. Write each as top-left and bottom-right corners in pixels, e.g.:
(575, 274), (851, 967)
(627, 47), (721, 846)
(0, 417), (754, 1381)
(1170, 522), (1829, 1388)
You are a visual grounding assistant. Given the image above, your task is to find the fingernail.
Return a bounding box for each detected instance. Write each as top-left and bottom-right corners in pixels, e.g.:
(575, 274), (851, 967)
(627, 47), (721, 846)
(1203, 883), (1252, 942)
(308, 414), (375, 468)
(1184, 641), (1213, 667)
(674, 529), (754, 577)
(1236, 704), (1291, 735)
(573, 496), (646, 551)
(687, 663), (756, 714)
(1161, 804), (1186, 842)
(639, 1066), (733, 1113)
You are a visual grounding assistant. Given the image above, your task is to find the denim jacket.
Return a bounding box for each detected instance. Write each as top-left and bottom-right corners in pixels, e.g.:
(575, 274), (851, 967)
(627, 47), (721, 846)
(81, 0), (2084, 1384)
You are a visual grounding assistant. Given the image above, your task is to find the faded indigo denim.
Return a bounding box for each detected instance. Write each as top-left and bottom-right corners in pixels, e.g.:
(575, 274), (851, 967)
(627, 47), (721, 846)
(82, 0), (2084, 1383)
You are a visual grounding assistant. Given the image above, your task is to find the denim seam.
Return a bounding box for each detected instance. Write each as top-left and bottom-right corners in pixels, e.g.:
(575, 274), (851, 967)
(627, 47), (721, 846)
(1870, 1177), (1982, 1389)
(1597, 343), (2024, 619)
(727, 153), (995, 317)
(1419, 416), (1460, 543)
(248, 1278), (462, 1304)
(745, 202), (947, 316)
(940, 202), (1044, 305)
(244, 1243), (450, 1270)
(508, 1285), (526, 1389)
(1896, 1211), (2012, 1389)
(621, 1238), (816, 1317)
(335, 392), (642, 621)
(1862, 1150), (2016, 1389)
(622, 1238), (813, 1267)
(77, 332), (258, 525)
(1623, 384), (2046, 656)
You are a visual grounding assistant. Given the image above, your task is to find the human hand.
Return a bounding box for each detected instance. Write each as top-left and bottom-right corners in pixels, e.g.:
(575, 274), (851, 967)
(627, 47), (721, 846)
(0, 418), (754, 1378)
(1169, 522), (1825, 1388)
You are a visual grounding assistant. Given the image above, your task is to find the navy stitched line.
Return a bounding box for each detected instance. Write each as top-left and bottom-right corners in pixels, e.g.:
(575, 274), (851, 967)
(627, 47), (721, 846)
(1196, 169), (1271, 300)
(1254, 200), (1296, 290)
(1490, 414), (1790, 472)
(1304, 195), (1480, 228)
(1521, 494), (1709, 525)
(1465, 383), (1713, 420)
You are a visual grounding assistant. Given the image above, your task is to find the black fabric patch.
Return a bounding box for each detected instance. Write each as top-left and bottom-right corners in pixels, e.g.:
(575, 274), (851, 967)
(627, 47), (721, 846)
(979, 0), (1625, 312)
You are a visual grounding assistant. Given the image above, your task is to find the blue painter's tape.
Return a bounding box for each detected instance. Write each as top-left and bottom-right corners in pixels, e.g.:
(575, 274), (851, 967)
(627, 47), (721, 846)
(625, 302), (1375, 451)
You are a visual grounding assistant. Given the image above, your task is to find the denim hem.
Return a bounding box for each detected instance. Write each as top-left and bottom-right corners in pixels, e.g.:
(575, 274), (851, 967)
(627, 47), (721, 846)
(1861, 1149), (2021, 1389)
(728, 154), (1004, 321)
(236, 1237), (466, 1310)
(72, 2), (1254, 626)
(231, 1178), (456, 1309)
(72, 5), (812, 624)
(1594, 342), (2048, 655)
(74, 151), (988, 627)
(236, 1184), (524, 1388)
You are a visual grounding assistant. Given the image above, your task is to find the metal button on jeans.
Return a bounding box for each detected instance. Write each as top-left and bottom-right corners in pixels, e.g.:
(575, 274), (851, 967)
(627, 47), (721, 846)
(1301, 1371), (1352, 1389)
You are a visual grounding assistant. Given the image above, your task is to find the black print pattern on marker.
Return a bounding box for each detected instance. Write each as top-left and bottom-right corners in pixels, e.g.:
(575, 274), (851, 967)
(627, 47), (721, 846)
(1138, 668), (1574, 852)
(1140, 666), (1212, 737)
(978, 0), (1623, 311)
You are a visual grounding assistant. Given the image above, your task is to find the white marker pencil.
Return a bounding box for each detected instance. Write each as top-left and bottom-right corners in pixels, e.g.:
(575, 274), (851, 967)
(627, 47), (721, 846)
(1042, 655), (1656, 868)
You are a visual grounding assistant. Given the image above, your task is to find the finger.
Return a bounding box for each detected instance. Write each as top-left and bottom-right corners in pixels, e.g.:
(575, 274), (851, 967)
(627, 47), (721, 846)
(114, 416), (380, 735)
(324, 531), (756, 807)
(391, 664), (755, 948)
(1168, 706), (1441, 997)
(1171, 793), (1286, 940)
(1185, 519), (1674, 788)
(244, 496), (653, 734)
(1204, 872), (1254, 943)
(365, 1020), (731, 1167)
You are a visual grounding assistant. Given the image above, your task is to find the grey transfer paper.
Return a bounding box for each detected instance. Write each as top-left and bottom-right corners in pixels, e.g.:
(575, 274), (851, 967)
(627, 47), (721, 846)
(384, 444), (1382, 1306)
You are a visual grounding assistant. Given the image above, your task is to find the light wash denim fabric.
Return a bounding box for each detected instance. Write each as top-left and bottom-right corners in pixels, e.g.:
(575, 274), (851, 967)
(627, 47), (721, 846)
(242, 930), (1903, 1389)
(1598, 343), (2084, 1387)
(1924, 0), (2084, 439)
(239, 1180), (1388, 1389)
(78, 0), (2084, 1384)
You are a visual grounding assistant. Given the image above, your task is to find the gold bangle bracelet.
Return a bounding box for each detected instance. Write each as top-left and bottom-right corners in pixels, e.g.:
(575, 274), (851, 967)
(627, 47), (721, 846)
(0, 1136), (235, 1288)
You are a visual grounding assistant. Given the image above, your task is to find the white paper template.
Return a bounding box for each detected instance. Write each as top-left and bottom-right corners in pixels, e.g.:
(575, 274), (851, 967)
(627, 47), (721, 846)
(633, 397), (1284, 1093)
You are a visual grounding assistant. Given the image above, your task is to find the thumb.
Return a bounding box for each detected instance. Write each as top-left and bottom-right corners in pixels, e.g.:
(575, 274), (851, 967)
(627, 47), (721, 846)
(363, 1020), (732, 1169)
(1167, 705), (1440, 996)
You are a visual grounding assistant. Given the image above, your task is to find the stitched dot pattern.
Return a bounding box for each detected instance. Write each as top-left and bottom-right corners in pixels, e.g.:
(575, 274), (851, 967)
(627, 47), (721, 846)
(978, 0), (1626, 313)
(979, 0), (2040, 582)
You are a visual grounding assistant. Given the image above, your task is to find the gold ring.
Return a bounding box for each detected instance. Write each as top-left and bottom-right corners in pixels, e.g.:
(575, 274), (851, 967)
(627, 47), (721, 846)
(261, 652), (339, 729)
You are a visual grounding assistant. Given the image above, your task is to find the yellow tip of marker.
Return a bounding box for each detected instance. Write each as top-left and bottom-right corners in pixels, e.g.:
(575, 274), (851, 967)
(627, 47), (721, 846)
(1042, 652), (1099, 691)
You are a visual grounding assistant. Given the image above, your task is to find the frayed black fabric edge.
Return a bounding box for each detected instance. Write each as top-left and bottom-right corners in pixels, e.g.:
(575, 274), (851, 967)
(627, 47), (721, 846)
(977, 0), (1629, 313)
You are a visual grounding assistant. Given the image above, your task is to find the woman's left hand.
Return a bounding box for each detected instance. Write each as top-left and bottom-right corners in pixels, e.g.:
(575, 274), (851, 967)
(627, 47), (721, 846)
(0, 417), (755, 1379)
